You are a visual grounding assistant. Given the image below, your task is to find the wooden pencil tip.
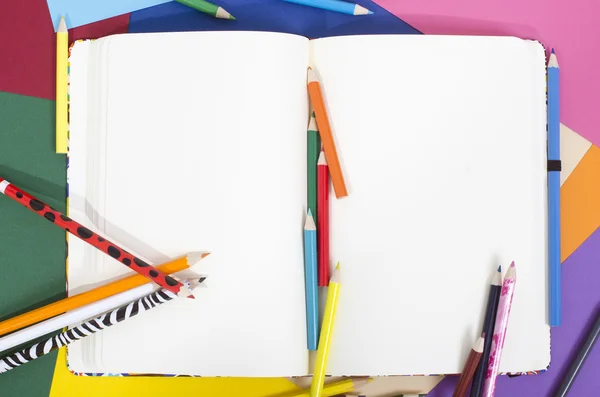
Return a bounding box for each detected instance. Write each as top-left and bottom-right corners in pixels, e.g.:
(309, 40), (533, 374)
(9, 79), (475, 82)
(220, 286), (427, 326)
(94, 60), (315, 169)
(548, 52), (559, 68)
(186, 252), (210, 265)
(330, 264), (341, 283)
(58, 17), (67, 32)
(355, 4), (372, 15)
(307, 67), (318, 83)
(474, 335), (485, 352)
(215, 7), (234, 19)
(505, 262), (517, 280)
(317, 151), (327, 165)
(305, 211), (316, 230)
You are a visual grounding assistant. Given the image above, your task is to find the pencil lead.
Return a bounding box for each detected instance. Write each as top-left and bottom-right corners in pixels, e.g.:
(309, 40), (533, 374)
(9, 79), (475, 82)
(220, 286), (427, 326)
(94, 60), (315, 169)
(497, 265), (501, 272)
(551, 48), (555, 54)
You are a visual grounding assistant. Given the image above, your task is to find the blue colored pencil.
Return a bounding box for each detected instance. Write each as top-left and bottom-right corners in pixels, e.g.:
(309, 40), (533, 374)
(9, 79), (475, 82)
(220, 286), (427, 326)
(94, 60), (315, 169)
(548, 49), (561, 327)
(304, 209), (319, 350)
(282, 0), (373, 15)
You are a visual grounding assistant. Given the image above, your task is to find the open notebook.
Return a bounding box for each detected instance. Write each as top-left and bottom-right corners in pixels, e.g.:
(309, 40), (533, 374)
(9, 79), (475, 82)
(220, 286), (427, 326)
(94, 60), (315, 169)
(66, 31), (550, 377)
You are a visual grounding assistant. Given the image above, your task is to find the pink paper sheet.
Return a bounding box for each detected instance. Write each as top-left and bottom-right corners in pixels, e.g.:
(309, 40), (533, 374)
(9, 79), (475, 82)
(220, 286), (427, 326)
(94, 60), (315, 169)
(375, 0), (600, 146)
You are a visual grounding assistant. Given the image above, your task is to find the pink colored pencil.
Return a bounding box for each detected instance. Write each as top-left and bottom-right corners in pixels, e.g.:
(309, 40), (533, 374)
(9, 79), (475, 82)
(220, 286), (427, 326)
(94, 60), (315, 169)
(481, 262), (517, 397)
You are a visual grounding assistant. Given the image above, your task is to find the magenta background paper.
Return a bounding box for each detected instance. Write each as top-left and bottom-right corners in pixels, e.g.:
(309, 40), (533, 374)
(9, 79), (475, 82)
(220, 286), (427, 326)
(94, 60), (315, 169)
(427, 227), (600, 396)
(374, 0), (600, 147)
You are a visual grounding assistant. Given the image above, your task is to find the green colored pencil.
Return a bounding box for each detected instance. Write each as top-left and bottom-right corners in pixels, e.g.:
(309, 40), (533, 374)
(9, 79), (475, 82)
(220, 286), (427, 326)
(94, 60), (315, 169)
(175, 0), (236, 20)
(307, 110), (321, 223)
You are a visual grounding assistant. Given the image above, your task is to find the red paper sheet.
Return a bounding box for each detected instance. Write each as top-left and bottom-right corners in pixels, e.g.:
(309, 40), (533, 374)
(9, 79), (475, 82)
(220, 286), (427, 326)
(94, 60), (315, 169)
(0, 0), (129, 100)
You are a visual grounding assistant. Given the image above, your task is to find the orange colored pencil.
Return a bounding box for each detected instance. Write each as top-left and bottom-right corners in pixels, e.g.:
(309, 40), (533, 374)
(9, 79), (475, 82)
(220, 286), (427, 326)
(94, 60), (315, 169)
(0, 252), (209, 337)
(307, 67), (348, 198)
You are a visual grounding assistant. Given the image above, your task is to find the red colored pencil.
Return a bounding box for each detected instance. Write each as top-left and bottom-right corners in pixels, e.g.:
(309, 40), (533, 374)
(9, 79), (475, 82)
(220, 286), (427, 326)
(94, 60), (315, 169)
(453, 334), (485, 397)
(317, 151), (330, 287)
(0, 178), (193, 298)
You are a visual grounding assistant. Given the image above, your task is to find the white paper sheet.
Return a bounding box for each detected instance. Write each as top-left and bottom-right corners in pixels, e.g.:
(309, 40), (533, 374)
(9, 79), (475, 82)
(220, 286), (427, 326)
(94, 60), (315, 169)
(68, 31), (310, 376)
(309, 35), (549, 375)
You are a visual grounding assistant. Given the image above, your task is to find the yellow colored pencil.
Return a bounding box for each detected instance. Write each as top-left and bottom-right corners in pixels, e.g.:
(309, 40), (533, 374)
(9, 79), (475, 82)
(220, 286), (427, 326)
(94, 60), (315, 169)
(310, 263), (341, 397)
(55, 17), (68, 153)
(285, 377), (370, 397)
(0, 252), (209, 337)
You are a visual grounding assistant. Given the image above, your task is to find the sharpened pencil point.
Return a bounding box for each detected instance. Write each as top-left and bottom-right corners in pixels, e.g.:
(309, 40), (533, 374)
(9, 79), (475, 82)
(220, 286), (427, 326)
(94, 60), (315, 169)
(307, 67), (318, 84)
(354, 4), (372, 15)
(492, 266), (502, 286)
(551, 48), (555, 54)
(215, 7), (234, 19)
(318, 151), (327, 165)
(548, 51), (559, 68)
(58, 17), (67, 32)
(186, 251), (210, 266)
(474, 335), (485, 352)
(305, 210), (317, 230)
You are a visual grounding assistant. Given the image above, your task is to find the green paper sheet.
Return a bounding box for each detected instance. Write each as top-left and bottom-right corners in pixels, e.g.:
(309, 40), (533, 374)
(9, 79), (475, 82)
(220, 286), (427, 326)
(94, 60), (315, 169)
(0, 92), (66, 395)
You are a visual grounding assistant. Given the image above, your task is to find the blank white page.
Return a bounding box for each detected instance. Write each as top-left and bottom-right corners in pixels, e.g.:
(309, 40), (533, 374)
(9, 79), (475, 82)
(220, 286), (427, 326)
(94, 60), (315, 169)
(68, 31), (310, 376)
(309, 35), (549, 375)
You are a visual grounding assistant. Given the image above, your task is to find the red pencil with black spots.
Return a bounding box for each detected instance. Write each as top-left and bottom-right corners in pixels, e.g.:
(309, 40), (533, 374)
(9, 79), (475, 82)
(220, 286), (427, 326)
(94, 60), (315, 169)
(0, 178), (194, 298)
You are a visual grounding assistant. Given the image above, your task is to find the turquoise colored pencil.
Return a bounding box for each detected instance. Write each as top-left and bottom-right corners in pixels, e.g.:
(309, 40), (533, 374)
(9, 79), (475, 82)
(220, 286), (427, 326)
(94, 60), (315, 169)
(283, 0), (373, 15)
(175, 0), (236, 19)
(304, 209), (319, 350)
(308, 110), (321, 223)
(548, 49), (561, 327)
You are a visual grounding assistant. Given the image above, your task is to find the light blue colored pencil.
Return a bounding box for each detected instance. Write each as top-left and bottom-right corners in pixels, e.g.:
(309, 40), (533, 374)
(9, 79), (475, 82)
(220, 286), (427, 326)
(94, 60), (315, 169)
(548, 49), (561, 327)
(283, 0), (373, 15)
(304, 209), (319, 350)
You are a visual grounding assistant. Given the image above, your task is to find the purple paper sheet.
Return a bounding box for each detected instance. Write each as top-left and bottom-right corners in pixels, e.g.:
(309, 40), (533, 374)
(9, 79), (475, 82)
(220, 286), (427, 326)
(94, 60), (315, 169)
(427, 227), (600, 396)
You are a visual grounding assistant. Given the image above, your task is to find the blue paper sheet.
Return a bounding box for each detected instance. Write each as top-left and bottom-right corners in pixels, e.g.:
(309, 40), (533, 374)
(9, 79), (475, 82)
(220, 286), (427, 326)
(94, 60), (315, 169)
(46, 0), (170, 31)
(128, 0), (420, 37)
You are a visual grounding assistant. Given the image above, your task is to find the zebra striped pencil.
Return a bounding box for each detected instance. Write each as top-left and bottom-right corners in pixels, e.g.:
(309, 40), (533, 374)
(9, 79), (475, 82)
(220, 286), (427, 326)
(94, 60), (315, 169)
(0, 277), (206, 374)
